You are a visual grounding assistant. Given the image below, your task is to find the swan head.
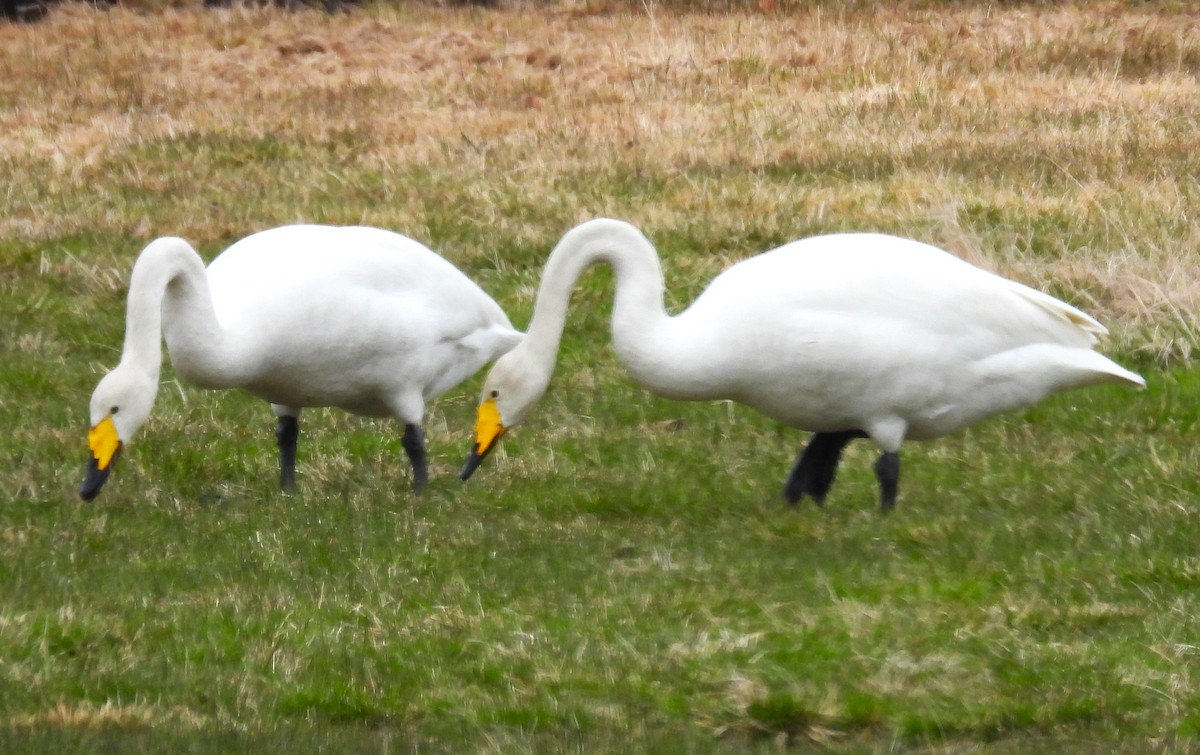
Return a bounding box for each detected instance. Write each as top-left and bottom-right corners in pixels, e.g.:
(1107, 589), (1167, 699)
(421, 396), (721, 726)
(80, 365), (158, 501)
(459, 351), (550, 481)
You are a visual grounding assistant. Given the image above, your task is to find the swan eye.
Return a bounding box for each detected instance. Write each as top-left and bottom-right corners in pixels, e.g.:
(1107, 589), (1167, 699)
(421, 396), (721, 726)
(490, 390), (499, 399)
(110, 406), (120, 415)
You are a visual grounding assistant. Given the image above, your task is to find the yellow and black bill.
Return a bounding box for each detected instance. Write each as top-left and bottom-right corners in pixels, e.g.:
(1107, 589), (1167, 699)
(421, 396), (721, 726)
(459, 397), (505, 481)
(80, 415), (122, 501)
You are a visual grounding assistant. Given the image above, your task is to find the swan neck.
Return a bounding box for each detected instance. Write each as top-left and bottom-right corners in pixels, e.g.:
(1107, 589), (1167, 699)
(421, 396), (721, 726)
(523, 220), (669, 373)
(120, 238), (228, 385)
(120, 243), (170, 377)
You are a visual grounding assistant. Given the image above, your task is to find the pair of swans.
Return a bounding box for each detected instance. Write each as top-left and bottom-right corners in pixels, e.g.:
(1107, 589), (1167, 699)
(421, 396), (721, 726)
(82, 220), (1143, 510)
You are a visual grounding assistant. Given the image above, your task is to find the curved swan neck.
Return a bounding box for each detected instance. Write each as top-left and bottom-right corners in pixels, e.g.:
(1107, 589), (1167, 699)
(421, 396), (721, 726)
(522, 219), (669, 371)
(120, 237), (226, 385)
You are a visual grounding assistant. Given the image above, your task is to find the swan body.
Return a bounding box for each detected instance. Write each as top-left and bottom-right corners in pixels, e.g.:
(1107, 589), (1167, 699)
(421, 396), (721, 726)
(460, 218), (1144, 511)
(82, 224), (522, 500)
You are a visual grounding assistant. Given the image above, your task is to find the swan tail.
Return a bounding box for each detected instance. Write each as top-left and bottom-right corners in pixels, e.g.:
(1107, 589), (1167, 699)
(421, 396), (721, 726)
(1006, 282), (1109, 341)
(1057, 349), (1146, 389)
(976, 344), (1146, 394)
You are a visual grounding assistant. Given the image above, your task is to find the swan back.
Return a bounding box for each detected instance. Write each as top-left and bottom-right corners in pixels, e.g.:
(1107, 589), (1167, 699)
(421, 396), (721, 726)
(189, 225), (520, 416)
(688, 233), (1099, 348)
(205, 225), (514, 348)
(672, 233), (1141, 438)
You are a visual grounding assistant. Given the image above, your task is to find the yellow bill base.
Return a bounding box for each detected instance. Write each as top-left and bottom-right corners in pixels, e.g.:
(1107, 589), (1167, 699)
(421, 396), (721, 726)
(88, 415), (122, 471)
(473, 397), (506, 458)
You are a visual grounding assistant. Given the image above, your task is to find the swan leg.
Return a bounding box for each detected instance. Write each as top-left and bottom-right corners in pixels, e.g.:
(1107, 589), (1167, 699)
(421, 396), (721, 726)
(401, 423), (428, 494)
(783, 430), (867, 506)
(275, 414), (300, 493)
(873, 451), (900, 513)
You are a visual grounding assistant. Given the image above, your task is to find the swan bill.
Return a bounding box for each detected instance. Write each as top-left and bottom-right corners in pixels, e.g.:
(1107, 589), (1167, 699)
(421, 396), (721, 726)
(459, 445), (489, 481)
(460, 397), (506, 481)
(79, 448), (120, 501)
(80, 415), (123, 501)
(459, 430), (503, 480)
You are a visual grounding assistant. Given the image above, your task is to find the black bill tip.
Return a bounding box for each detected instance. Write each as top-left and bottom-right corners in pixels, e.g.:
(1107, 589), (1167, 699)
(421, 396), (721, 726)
(459, 445), (490, 481)
(79, 453), (117, 501)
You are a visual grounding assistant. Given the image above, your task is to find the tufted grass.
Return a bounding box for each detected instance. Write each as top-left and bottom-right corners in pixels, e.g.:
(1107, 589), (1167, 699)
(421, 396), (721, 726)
(2, 2), (1199, 752)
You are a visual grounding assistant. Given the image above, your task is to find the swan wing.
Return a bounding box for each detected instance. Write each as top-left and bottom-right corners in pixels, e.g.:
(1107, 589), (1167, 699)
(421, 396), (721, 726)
(699, 233), (1104, 352)
(207, 225), (514, 339)
(999, 280), (1107, 341)
(202, 225), (519, 408)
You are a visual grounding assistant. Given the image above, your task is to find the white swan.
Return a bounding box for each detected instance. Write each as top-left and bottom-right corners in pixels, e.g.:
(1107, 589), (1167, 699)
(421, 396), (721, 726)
(459, 218), (1145, 511)
(81, 224), (522, 500)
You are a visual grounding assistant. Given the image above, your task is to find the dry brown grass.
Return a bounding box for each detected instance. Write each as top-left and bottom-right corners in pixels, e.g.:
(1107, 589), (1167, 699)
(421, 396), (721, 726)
(2, 1), (1198, 358)
(6, 698), (211, 731)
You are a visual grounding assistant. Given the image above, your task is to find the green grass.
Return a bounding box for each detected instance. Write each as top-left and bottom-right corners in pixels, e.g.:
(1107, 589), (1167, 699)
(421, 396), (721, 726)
(2, 275), (1197, 751)
(3, 2), (1200, 751)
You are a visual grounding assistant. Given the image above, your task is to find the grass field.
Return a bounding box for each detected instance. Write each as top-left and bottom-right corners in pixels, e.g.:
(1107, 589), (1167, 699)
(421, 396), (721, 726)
(2, 1), (1199, 752)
